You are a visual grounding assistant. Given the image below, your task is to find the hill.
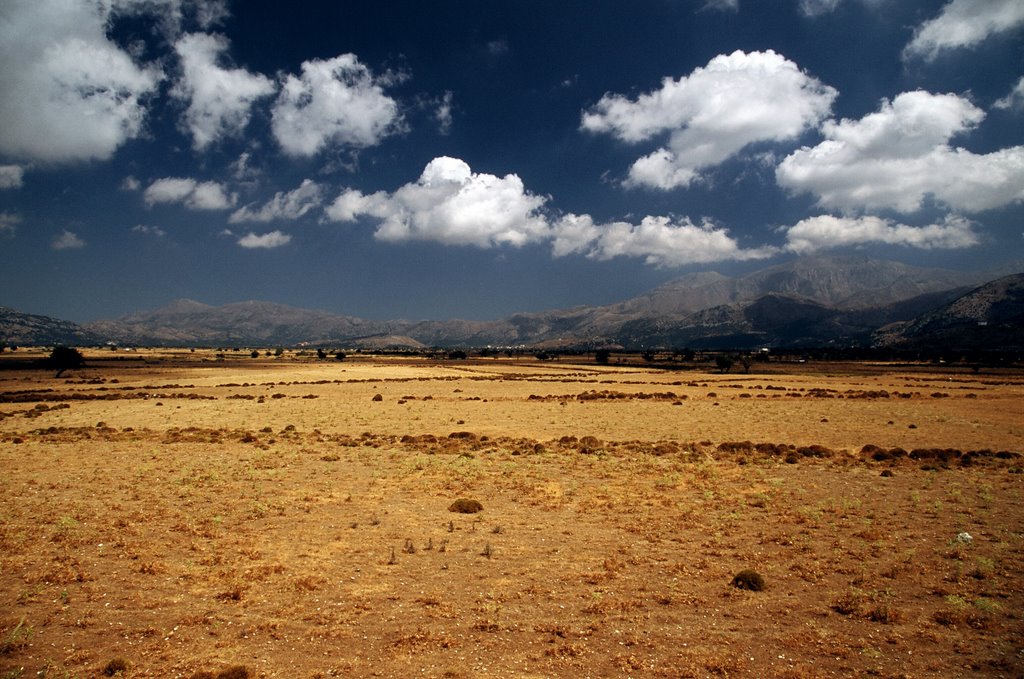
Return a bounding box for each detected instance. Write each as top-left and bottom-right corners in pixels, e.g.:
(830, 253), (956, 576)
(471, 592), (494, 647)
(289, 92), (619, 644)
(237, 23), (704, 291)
(0, 307), (97, 347)
(876, 273), (1024, 352)
(4, 256), (1015, 351)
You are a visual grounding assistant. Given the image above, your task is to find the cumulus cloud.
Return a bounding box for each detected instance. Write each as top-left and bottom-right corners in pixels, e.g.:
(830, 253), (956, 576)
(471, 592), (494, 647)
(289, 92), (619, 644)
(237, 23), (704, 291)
(0, 165), (24, 189)
(776, 90), (1024, 213)
(553, 214), (776, 267)
(230, 152), (259, 180)
(904, 0), (1024, 60)
(132, 224), (166, 238)
(229, 179), (324, 223)
(0, 212), (21, 237)
(701, 0), (739, 12)
(52, 230), (85, 250)
(120, 176), (141, 192)
(271, 54), (402, 157)
(797, 0), (886, 17)
(487, 40), (509, 56)
(327, 156), (774, 266)
(798, 0), (842, 15)
(0, 1), (162, 163)
(171, 33), (275, 150)
(326, 157), (549, 247)
(108, 0), (230, 39)
(784, 214), (979, 252)
(994, 77), (1024, 111)
(581, 50), (836, 189)
(144, 177), (236, 209)
(237, 230), (291, 248)
(435, 91), (454, 135)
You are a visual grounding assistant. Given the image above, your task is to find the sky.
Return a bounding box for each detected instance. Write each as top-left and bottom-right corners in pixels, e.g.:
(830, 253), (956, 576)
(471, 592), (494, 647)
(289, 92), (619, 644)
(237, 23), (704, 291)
(0, 0), (1022, 323)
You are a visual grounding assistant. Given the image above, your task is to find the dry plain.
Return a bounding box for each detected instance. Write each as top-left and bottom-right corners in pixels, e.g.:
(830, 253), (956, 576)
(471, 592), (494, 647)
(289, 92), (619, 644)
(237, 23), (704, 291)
(1, 349), (1022, 678)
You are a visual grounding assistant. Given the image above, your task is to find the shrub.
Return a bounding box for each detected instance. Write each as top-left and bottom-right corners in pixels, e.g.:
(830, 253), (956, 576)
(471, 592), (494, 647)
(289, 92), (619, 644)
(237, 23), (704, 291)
(103, 658), (129, 676)
(448, 498), (483, 513)
(731, 569), (765, 591)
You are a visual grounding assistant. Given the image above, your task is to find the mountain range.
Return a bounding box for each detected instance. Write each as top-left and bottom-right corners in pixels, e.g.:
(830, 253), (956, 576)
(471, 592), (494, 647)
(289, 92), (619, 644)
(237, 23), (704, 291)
(2, 256), (1020, 352)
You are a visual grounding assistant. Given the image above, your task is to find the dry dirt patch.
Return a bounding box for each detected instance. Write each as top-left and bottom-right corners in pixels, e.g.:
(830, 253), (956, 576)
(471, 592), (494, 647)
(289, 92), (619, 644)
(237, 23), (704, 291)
(0, 353), (1022, 677)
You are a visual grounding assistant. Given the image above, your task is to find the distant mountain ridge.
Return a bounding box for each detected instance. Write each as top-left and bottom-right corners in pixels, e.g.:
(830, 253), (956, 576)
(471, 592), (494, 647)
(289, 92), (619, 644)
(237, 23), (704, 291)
(2, 257), (1017, 351)
(875, 273), (1024, 351)
(0, 306), (99, 346)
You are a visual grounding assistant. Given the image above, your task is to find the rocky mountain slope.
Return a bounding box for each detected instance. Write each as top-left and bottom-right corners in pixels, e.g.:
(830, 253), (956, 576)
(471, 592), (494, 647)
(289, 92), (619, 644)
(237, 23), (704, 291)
(0, 307), (98, 347)
(3, 257), (1016, 350)
(875, 273), (1024, 351)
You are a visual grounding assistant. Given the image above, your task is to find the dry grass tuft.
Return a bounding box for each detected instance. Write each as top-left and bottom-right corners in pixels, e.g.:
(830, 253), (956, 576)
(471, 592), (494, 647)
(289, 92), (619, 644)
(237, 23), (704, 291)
(448, 498), (483, 513)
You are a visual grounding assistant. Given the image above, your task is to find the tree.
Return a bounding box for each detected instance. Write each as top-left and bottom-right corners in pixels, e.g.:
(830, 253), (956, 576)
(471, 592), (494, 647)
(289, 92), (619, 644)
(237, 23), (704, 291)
(49, 346), (84, 378)
(739, 355), (752, 374)
(715, 354), (734, 374)
(334, 351), (346, 361)
(317, 349), (327, 360)
(251, 350), (259, 358)
(595, 349), (611, 364)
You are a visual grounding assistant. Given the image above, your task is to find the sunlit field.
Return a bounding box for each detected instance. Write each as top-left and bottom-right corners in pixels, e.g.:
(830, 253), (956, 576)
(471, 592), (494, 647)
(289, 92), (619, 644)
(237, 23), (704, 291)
(1, 350), (1022, 678)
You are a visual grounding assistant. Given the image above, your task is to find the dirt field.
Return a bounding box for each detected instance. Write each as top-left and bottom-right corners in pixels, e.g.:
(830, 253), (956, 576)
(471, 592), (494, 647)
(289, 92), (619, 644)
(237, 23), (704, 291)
(1, 349), (1022, 678)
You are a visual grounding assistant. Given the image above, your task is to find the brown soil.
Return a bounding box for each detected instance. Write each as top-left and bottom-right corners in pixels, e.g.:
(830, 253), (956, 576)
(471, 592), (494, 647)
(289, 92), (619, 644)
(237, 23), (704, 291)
(1, 349), (1022, 678)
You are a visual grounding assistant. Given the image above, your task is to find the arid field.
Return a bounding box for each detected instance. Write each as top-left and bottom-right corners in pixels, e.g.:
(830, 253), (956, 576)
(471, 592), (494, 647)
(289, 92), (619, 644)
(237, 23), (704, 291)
(1, 349), (1022, 678)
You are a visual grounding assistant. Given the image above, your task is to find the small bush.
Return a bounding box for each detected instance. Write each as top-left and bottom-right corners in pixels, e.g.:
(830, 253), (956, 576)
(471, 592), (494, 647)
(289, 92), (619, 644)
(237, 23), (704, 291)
(731, 569), (765, 591)
(103, 658), (129, 676)
(191, 668), (250, 679)
(866, 605), (903, 624)
(448, 498), (483, 513)
(831, 591), (864, 616)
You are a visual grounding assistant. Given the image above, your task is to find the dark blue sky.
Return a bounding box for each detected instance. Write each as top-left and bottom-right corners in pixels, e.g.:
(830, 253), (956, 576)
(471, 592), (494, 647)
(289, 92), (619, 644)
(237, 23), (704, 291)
(1, 0), (1021, 322)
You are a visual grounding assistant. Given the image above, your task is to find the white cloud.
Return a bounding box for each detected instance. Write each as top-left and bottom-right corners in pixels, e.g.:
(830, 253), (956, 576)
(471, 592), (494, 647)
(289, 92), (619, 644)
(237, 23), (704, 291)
(798, 0), (842, 16)
(784, 214), (979, 252)
(0, 165), (24, 189)
(191, 0), (230, 30)
(229, 179), (324, 223)
(581, 50), (836, 189)
(132, 224), (166, 238)
(144, 177), (236, 209)
(271, 54), (402, 157)
(327, 156), (774, 267)
(0, 1), (162, 163)
(994, 76), (1024, 111)
(108, 0), (230, 38)
(905, 0), (1024, 60)
(230, 152), (259, 180)
(702, 0), (739, 12)
(326, 157), (550, 248)
(435, 91), (454, 135)
(237, 230), (291, 248)
(0, 212), (21, 237)
(171, 33), (275, 150)
(552, 214), (776, 267)
(52, 229), (85, 250)
(776, 90), (1024, 213)
(797, 0), (886, 17)
(487, 40), (509, 56)
(120, 175), (141, 192)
